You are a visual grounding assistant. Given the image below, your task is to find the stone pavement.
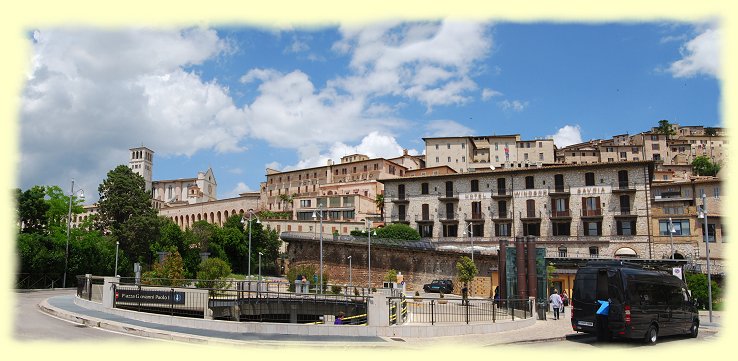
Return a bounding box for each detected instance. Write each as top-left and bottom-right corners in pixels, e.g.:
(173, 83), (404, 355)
(38, 294), (720, 348)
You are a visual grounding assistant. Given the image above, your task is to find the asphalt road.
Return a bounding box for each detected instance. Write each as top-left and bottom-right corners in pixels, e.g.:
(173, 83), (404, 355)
(503, 328), (719, 349)
(13, 289), (154, 342)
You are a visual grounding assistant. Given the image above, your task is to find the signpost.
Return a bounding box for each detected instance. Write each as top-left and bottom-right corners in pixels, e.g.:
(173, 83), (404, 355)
(115, 289), (186, 304)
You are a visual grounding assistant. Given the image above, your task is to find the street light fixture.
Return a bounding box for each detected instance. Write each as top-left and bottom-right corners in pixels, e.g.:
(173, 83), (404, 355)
(241, 209), (260, 279)
(64, 180), (84, 288)
(697, 193), (713, 323)
(347, 255), (352, 291)
(668, 217), (676, 259)
(365, 219), (376, 291)
(115, 241), (120, 277)
(462, 222), (474, 263)
(258, 252), (263, 283)
(312, 204), (324, 294)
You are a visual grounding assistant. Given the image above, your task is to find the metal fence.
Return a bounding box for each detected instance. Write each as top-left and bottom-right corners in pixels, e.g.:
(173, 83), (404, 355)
(389, 297), (533, 325)
(16, 273), (63, 289)
(75, 275), (106, 302)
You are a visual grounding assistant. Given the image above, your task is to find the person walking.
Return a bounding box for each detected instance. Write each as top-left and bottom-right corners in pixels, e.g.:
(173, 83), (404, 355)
(549, 289), (563, 320)
(560, 291), (569, 315)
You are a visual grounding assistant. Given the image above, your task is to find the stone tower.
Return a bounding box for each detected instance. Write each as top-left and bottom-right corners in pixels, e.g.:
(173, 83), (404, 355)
(129, 146), (154, 191)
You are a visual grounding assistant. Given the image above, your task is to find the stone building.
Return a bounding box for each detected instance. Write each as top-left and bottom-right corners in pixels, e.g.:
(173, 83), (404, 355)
(424, 135), (556, 173)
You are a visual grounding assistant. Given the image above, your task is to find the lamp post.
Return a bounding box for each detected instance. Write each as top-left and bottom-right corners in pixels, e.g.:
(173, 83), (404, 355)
(312, 204), (324, 294)
(115, 241), (120, 277)
(463, 222), (474, 263)
(64, 180), (84, 288)
(698, 193), (713, 323)
(668, 217), (676, 259)
(241, 209), (260, 279)
(365, 220), (376, 291)
(347, 255), (352, 290)
(258, 252), (263, 282)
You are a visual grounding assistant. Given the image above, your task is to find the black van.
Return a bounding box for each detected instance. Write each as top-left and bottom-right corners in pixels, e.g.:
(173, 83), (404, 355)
(571, 260), (699, 344)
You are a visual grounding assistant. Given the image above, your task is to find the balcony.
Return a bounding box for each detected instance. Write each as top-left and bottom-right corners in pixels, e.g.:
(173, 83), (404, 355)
(613, 208), (637, 218)
(491, 189), (512, 199)
(612, 181), (637, 193)
(548, 185), (571, 196)
(491, 211), (512, 221)
(580, 208), (603, 218)
(549, 209), (572, 219)
(464, 212), (485, 222)
(437, 191), (459, 201)
(438, 212), (459, 223)
(389, 214), (410, 224)
(653, 190), (691, 202)
(520, 210), (542, 221)
(389, 193), (410, 204)
(415, 214), (435, 223)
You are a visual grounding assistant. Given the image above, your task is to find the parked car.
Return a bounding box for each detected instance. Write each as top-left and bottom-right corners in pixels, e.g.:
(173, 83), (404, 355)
(423, 279), (453, 293)
(571, 260), (699, 344)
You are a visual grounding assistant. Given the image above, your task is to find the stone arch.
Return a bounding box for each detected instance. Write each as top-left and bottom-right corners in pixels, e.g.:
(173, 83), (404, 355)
(673, 252), (685, 260)
(614, 247), (637, 259)
(217, 211), (222, 226)
(197, 213), (201, 221)
(210, 212), (215, 223)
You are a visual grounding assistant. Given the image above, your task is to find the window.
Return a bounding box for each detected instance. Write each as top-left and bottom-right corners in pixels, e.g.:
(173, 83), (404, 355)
(525, 176), (534, 189)
(435, 144), (439, 150)
(608, 158), (614, 162)
(495, 223), (510, 236)
(632, 147), (639, 154)
(471, 179), (479, 192)
(714, 187), (720, 198)
(616, 220), (636, 236)
(539, 153), (544, 160)
(448, 157), (451, 162)
(606, 147), (614, 152)
(620, 152), (627, 158)
(498, 200), (508, 216)
(651, 135), (659, 141)
(553, 222), (570, 236)
(652, 144), (660, 150)
(447, 143), (451, 149)
(523, 222), (540, 236)
(300, 199), (311, 208)
(589, 246), (599, 258)
(524, 153), (529, 160)
(584, 221), (602, 236)
(436, 157), (440, 162)
(421, 182), (429, 195)
(462, 156), (466, 162)
(495, 143), (499, 150)
(585, 172), (595, 186)
(659, 219), (690, 236)
(526, 199), (536, 218)
(461, 143), (465, 149)
(558, 247), (567, 258)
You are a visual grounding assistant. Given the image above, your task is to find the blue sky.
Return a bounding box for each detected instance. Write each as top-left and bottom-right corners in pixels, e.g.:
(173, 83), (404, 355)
(19, 21), (721, 203)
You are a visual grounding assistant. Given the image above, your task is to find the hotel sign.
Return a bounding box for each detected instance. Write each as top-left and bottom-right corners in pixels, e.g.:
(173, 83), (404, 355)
(513, 189), (549, 198)
(461, 192), (492, 200)
(572, 186), (611, 195)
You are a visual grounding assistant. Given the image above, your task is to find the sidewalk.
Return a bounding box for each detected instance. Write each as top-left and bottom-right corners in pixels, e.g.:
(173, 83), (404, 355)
(38, 294), (720, 347)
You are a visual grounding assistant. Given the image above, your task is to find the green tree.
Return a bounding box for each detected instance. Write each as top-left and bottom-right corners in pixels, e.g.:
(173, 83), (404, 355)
(375, 223), (420, 240)
(375, 194), (385, 220)
(692, 156), (720, 176)
(141, 249), (186, 287)
(384, 269), (398, 283)
(17, 186), (50, 234)
(655, 119), (676, 137)
(195, 257), (232, 290)
(456, 256), (478, 288)
(44, 185), (83, 231)
(685, 272), (721, 309)
(96, 165), (159, 263)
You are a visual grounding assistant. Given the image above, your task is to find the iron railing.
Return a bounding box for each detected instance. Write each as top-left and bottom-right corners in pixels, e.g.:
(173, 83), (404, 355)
(15, 273), (62, 289)
(389, 297), (532, 325)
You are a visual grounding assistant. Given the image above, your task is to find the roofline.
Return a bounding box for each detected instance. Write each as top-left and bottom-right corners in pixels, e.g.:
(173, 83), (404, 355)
(264, 157), (409, 177)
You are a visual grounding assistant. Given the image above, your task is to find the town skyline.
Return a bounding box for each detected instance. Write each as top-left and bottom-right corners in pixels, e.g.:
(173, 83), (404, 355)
(18, 21), (720, 203)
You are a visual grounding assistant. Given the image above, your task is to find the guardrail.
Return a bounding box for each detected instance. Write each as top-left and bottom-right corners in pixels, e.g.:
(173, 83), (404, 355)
(388, 297), (532, 325)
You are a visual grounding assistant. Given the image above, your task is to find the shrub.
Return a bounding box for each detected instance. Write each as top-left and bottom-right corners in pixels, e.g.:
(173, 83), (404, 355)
(195, 257), (232, 289)
(384, 269), (398, 283)
(375, 223), (420, 240)
(141, 249), (187, 287)
(330, 285), (342, 294)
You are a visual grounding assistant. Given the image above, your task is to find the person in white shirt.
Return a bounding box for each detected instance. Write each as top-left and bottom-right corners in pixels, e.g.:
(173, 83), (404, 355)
(549, 289), (563, 320)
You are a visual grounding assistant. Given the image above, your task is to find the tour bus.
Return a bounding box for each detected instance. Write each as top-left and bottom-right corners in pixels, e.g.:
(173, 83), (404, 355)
(571, 260), (699, 344)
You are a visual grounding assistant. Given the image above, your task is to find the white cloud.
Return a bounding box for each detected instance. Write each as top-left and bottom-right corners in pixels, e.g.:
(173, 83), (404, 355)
(225, 182), (253, 198)
(424, 120), (475, 137)
(20, 28), (244, 199)
(668, 26), (720, 79)
(330, 20), (492, 110)
(481, 88), (503, 101)
(498, 99), (529, 112)
(548, 125), (583, 148)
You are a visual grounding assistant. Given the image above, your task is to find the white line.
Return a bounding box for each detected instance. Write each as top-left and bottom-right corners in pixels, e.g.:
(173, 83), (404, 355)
(35, 308), (173, 343)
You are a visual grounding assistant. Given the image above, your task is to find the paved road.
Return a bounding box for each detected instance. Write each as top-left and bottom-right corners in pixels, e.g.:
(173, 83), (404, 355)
(504, 330), (719, 350)
(14, 289), (154, 342)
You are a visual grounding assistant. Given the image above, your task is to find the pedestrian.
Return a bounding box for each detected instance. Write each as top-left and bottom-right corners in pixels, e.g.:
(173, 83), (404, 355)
(301, 275), (307, 293)
(549, 289), (563, 320)
(334, 311), (344, 325)
(561, 291), (569, 315)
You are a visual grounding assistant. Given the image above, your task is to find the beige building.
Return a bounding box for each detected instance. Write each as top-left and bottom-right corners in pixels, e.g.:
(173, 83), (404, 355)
(129, 146), (154, 191)
(151, 168), (217, 205)
(424, 135), (556, 173)
(381, 161), (656, 260)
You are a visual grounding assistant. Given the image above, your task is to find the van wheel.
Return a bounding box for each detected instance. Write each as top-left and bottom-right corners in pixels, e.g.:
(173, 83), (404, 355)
(645, 325), (658, 345)
(690, 321), (699, 338)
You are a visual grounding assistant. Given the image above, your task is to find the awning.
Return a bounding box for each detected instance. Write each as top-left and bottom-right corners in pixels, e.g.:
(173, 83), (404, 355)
(614, 247), (638, 258)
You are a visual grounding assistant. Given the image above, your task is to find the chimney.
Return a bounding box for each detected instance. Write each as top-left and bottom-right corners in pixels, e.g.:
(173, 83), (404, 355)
(403, 148), (408, 156)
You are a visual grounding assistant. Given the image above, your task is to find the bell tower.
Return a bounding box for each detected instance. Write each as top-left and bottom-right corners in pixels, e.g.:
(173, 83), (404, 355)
(129, 146), (154, 191)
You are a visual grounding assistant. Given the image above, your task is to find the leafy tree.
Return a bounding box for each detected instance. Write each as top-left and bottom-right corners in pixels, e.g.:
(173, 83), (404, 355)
(195, 257), (232, 290)
(44, 185), (83, 231)
(384, 269), (398, 283)
(190, 220), (217, 253)
(685, 272), (721, 309)
(96, 165), (158, 263)
(17, 186), (50, 234)
(704, 127), (718, 137)
(375, 194), (385, 220)
(692, 156), (720, 176)
(655, 119), (676, 137)
(375, 223), (420, 240)
(141, 249), (187, 287)
(456, 256), (478, 288)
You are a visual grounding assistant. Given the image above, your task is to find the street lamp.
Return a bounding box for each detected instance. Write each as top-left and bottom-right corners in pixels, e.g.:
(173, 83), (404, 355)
(312, 204), (324, 294)
(258, 252), (263, 283)
(347, 255), (352, 291)
(365, 219), (376, 291)
(64, 180), (84, 288)
(698, 193), (713, 323)
(668, 217), (676, 259)
(240, 209), (260, 279)
(463, 222), (474, 263)
(115, 241), (120, 277)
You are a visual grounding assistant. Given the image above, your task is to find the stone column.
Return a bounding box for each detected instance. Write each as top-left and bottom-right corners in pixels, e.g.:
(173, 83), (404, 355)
(498, 239), (507, 300)
(527, 236), (538, 300)
(102, 276), (119, 309)
(515, 237), (527, 299)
